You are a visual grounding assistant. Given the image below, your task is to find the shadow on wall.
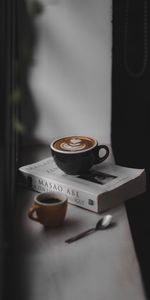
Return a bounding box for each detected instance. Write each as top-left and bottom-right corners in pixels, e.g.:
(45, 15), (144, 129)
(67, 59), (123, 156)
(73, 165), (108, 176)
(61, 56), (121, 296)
(27, 0), (111, 143)
(17, 0), (46, 146)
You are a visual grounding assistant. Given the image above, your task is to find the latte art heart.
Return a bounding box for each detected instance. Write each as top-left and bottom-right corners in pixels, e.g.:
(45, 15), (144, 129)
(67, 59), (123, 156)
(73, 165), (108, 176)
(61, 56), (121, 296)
(61, 138), (86, 151)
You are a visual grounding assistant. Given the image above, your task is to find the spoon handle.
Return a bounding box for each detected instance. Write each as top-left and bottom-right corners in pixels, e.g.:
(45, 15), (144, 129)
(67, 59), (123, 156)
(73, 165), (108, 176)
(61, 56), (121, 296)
(65, 228), (95, 244)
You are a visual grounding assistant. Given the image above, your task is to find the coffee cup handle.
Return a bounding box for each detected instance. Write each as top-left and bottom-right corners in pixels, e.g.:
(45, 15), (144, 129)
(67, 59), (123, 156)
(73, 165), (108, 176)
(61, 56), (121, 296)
(28, 204), (40, 223)
(94, 145), (109, 164)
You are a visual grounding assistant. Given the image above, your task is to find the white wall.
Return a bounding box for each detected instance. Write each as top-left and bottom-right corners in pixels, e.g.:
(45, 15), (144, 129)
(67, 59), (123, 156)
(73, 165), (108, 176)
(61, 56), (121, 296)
(28, 0), (112, 144)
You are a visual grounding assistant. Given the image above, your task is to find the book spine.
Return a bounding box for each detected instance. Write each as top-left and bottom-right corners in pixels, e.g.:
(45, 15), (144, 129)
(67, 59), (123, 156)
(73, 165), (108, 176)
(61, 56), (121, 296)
(20, 172), (98, 213)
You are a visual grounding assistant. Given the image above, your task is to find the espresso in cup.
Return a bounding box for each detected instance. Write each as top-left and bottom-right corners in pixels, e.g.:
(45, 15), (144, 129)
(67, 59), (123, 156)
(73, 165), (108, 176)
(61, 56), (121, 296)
(50, 136), (109, 175)
(28, 192), (68, 227)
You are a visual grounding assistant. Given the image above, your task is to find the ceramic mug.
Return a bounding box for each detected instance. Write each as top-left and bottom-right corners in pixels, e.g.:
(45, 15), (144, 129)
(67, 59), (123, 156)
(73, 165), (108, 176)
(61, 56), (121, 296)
(50, 135), (109, 175)
(28, 192), (68, 227)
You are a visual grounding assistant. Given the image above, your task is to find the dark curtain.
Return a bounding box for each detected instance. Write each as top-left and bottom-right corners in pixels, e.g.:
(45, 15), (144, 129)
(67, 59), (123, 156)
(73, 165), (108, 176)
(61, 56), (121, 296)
(0, 0), (19, 299)
(0, 1), (39, 299)
(112, 1), (150, 298)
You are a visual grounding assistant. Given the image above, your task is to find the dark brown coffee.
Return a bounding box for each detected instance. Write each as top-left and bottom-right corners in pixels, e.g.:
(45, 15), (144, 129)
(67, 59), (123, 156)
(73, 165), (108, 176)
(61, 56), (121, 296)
(53, 136), (96, 152)
(39, 198), (61, 204)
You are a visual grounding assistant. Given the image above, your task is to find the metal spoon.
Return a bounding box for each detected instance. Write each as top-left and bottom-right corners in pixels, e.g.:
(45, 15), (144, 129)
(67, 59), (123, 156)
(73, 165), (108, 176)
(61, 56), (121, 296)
(65, 214), (113, 244)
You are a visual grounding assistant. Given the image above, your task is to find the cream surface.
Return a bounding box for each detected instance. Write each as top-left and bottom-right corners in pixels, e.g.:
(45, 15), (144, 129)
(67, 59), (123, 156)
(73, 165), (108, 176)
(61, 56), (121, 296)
(53, 136), (96, 152)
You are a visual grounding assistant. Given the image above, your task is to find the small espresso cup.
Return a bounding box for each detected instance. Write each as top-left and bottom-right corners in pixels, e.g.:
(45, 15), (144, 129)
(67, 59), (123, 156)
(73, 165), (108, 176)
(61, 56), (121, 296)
(50, 136), (109, 175)
(28, 192), (68, 227)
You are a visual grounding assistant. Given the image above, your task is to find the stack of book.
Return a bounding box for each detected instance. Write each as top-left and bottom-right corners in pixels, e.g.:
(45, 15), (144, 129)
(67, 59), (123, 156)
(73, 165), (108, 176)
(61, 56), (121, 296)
(18, 157), (146, 213)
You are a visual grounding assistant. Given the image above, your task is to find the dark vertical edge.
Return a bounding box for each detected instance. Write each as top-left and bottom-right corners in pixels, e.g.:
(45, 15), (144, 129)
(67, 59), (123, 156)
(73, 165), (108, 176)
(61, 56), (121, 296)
(111, 1), (150, 299)
(0, 0), (19, 299)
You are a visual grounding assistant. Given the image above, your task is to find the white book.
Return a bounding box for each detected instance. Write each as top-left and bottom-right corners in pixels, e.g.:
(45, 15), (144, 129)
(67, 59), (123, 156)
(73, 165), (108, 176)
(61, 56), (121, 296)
(18, 157), (146, 213)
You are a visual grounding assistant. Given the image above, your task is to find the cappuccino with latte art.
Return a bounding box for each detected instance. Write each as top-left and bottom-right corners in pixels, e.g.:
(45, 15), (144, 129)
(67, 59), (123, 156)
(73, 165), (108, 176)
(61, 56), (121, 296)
(50, 136), (109, 175)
